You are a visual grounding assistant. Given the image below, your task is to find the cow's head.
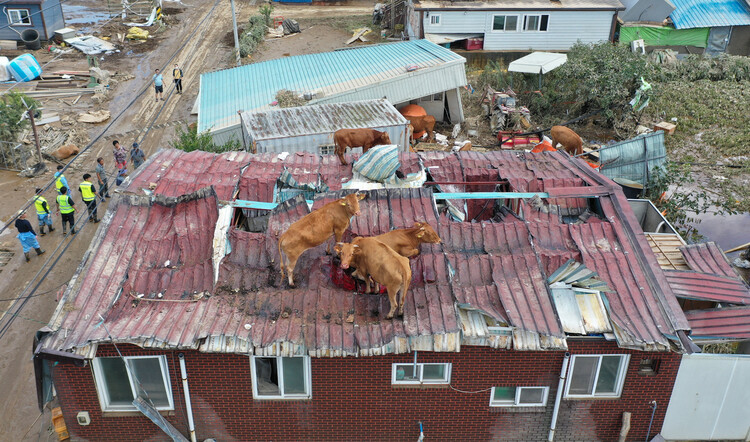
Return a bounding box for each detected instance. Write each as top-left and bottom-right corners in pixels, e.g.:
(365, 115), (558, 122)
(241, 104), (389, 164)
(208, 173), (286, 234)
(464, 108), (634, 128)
(377, 131), (392, 145)
(413, 221), (441, 243)
(334, 242), (361, 270)
(340, 192), (366, 216)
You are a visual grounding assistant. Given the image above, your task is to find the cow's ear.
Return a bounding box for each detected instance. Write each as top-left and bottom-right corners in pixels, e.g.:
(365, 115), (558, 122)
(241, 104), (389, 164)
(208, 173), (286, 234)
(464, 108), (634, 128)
(334, 243), (344, 254)
(356, 192), (366, 200)
(413, 222), (422, 228)
(340, 199), (347, 206)
(416, 232), (425, 238)
(352, 245), (362, 254)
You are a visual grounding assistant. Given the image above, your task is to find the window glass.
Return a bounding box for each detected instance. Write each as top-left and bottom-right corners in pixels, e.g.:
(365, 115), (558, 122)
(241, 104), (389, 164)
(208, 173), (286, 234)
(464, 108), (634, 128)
(99, 358), (133, 406)
(422, 364), (445, 380)
(505, 16), (518, 31)
(255, 357), (281, 396)
(128, 358), (170, 406)
(395, 364), (420, 381)
(282, 357), (306, 395)
(519, 388), (544, 404)
(492, 16), (505, 31)
(493, 386), (516, 402)
(527, 15), (540, 31)
(432, 93), (444, 102)
(568, 356), (598, 395)
(540, 15), (549, 31)
(430, 15), (440, 25)
(595, 355), (623, 394)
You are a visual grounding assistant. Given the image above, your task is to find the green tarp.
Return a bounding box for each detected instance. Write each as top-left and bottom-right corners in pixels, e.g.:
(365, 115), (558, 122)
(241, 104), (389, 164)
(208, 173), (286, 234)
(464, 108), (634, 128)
(620, 26), (709, 48)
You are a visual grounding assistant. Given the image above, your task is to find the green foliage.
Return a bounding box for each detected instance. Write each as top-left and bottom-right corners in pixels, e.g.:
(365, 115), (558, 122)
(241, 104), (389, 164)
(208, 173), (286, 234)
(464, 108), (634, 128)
(0, 92), (38, 142)
(171, 124), (242, 153)
(259, 3), (274, 27)
(239, 15), (267, 58)
(658, 54), (750, 82)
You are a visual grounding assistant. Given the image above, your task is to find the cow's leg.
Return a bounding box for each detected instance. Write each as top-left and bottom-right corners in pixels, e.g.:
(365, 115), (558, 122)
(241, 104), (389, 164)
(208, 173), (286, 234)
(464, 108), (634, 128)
(385, 286), (398, 319)
(286, 252), (300, 287)
(407, 248), (420, 258)
(336, 144), (348, 166)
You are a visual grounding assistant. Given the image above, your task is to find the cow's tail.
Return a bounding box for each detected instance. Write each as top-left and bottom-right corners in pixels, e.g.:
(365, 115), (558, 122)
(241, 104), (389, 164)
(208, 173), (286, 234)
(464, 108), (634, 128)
(400, 260), (411, 308)
(278, 236), (286, 280)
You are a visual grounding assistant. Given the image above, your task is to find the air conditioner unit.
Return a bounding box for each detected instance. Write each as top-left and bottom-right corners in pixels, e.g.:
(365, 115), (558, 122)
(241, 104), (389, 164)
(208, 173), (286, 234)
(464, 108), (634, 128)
(631, 39), (646, 54)
(76, 411), (91, 426)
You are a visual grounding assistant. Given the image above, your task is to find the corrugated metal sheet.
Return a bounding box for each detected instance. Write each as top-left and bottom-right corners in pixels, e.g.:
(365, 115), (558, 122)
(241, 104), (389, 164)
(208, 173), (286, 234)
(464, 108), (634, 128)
(198, 40), (466, 134)
(416, 0), (624, 10)
(599, 131), (666, 185)
(685, 307), (750, 340)
(670, 0), (750, 29)
(665, 270), (750, 305)
(239, 99), (410, 153)
(680, 242), (740, 279)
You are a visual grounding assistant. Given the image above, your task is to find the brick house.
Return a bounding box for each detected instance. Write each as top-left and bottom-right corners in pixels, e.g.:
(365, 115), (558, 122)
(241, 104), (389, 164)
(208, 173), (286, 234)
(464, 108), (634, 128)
(36, 149), (706, 441)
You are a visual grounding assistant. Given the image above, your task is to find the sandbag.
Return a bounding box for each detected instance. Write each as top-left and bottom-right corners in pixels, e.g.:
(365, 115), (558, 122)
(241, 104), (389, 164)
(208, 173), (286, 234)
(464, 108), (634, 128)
(352, 144), (400, 182)
(8, 54), (42, 82)
(126, 27), (149, 40)
(282, 19), (300, 34)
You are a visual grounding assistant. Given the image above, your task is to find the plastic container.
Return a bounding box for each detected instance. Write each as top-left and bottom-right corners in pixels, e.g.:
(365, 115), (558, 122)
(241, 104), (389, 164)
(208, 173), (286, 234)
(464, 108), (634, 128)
(8, 53), (42, 82)
(21, 29), (41, 50)
(0, 57), (10, 82)
(464, 38), (483, 51)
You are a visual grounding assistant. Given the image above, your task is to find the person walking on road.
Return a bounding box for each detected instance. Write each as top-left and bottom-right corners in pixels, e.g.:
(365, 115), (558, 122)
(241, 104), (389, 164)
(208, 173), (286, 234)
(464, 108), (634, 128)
(131, 142), (146, 169)
(79, 174), (101, 223)
(56, 186), (77, 235)
(153, 68), (164, 101)
(15, 211), (45, 262)
(33, 188), (55, 236)
(96, 157), (111, 201)
(54, 165), (69, 195)
(172, 63), (183, 94)
(113, 140), (127, 178)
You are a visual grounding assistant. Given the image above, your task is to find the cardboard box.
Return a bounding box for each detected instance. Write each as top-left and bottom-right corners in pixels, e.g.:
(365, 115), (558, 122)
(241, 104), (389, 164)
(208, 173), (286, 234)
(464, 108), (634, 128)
(654, 121), (676, 135)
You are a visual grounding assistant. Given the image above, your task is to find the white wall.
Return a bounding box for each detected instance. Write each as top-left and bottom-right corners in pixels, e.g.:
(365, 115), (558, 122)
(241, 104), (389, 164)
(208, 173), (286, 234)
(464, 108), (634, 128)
(422, 10), (616, 51)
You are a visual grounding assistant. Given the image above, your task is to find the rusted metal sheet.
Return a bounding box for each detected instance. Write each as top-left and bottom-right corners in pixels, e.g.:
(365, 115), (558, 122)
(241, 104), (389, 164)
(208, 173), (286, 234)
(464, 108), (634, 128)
(680, 242), (740, 279)
(665, 270), (750, 305)
(685, 307), (750, 340)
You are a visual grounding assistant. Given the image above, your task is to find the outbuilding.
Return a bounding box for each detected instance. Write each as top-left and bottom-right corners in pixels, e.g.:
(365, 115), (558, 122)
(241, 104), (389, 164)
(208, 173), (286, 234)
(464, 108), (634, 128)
(239, 99), (411, 154)
(0, 0), (65, 42)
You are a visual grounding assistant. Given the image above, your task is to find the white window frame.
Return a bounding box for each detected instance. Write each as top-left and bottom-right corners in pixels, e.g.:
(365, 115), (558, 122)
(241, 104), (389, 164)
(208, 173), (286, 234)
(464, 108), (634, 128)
(523, 14), (549, 32)
(92, 355), (174, 412)
(564, 354), (630, 399)
(250, 356), (312, 399)
(8, 8), (32, 26)
(391, 362), (452, 385)
(491, 14), (519, 32)
(318, 144), (336, 155)
(429, 14), (441, 26)
(489, 386), (550, 407)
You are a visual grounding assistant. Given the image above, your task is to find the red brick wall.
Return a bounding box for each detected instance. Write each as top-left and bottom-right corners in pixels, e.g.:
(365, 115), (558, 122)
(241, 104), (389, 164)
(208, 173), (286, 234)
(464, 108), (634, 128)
(52, 340), (680, 441)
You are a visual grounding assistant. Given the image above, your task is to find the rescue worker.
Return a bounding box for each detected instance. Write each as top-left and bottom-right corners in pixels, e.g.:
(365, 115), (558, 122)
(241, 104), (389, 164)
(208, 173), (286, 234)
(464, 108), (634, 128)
(14, 211), (45, 262)
(78, 174), (100, 223)
(54, 165), (69, 195)
(33, 188), (55, 235)
(56, 186), (77, 235)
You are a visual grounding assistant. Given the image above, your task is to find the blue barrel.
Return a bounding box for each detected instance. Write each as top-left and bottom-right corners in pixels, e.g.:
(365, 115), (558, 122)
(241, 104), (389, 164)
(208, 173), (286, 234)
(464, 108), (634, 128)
(8, 53), (42, 82)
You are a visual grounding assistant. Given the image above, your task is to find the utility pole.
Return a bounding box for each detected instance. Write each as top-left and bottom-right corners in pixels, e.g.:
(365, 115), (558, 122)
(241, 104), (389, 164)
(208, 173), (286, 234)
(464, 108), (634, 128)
(22, 99), (46, 172)
(230, 0), (241, 67)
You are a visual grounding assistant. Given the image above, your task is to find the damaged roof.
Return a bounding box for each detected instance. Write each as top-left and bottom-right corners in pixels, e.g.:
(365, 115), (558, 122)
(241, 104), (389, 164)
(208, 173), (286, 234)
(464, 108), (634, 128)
(41, 149), (693, 358)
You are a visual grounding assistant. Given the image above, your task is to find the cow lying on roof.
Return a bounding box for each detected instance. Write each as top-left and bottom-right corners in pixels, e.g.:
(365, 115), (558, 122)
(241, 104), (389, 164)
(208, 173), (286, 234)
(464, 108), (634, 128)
(278, 192), (366, 287)
(333, 128), (391, 165)
(335, 237), (411, 319)
(373, 222), (441, 258)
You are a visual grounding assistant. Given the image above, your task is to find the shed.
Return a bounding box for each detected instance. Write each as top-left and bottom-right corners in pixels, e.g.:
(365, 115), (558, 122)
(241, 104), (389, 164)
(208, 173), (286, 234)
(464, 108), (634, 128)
(239, 99), (411, 154)
(0, 0), (65, 42)
(598, 131), (666, 186)
(668, 0), (750, 55)
(198, 39), (467, 145)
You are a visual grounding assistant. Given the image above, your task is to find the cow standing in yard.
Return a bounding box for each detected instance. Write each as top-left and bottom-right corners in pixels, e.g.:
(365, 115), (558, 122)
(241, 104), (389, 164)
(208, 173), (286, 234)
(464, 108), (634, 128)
(550, 125), (583, 156)
(335, 237), (411, 319)
(373, 222), (441, 258)
(278, 192), (366, 287)
(407, 115), (436, 143)
(333, 129), (391, 165)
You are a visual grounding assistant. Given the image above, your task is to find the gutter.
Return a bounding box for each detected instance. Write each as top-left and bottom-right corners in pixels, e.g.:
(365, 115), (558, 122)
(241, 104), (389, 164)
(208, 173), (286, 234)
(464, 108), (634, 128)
(548, 352), (570, 442)
(178, 354), (198, 442)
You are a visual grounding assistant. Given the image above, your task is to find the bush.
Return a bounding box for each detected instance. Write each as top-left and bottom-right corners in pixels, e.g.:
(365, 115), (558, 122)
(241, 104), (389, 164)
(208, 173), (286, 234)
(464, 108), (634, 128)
(239, 15), (267, 58)
(259, 4), (274, 27)
(171, 124), (242, 153)
(0, 92), (38, 142)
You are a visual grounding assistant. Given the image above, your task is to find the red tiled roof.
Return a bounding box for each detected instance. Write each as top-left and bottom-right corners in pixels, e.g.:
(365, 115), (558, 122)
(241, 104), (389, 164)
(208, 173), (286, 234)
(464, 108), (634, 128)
(666, 270), (750, 305)
(680, 242), (741, 279)
(685, 307), (750, 340)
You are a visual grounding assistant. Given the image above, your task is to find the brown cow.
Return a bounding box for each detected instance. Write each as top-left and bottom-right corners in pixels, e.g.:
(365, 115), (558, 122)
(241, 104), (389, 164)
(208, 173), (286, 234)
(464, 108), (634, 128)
(373, 222), (441, 258)
(334, 237), (411, 319)
(278, 192), (366, 287)
(51, 144), (80, 160)
(333, 129), (391, 166)
(408, 115), (436, 142)
(550, 126), (583, 156)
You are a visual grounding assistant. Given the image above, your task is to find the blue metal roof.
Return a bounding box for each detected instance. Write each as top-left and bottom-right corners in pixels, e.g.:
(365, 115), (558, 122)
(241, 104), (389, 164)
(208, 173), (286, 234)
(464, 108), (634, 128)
(198, 39), (466, 134)
(670, 0), (750, 29)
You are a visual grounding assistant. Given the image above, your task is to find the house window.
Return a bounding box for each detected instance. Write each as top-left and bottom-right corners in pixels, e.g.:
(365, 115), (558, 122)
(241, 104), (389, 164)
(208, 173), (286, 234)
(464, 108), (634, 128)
(492, 15), (518, 32)
(524, 14), (549, 31)
(430, 14), (441, 25)
(8, 9), (32, 25)
(392, 363), (451, 384)
(251, 356), (311, 399)
(490, 386), (549, 407)
(92, 356), (174, 411)
(319, 144), (336, 155)
(565, 354), (630, 398)
(419, 92), (444, 102)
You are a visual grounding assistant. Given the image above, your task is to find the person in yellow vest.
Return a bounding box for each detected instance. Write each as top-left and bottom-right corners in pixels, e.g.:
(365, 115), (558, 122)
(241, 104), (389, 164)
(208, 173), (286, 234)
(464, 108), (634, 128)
(172, 63), (183, 94)
(33, 188), (55, 236)
(54, 165), (69, 195)
(56, 186), (76, 235)
(78, 174), (101, 223)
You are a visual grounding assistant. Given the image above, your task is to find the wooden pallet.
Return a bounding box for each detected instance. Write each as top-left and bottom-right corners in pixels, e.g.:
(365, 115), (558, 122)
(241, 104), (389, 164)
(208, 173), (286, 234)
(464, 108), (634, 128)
(646, 233), (690, 270)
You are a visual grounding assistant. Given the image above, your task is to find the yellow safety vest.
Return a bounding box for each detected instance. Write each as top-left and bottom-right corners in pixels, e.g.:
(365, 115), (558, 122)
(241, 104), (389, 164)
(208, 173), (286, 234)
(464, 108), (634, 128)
(57, 194), (74, 214)
(34, 196), (49, 215)
(79, 182), (96, 201)
(55, 174), (65, 192)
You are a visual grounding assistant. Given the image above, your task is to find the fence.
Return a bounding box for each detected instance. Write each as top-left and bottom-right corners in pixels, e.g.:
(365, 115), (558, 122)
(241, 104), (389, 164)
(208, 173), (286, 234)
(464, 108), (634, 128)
(0, 141), (30, 171)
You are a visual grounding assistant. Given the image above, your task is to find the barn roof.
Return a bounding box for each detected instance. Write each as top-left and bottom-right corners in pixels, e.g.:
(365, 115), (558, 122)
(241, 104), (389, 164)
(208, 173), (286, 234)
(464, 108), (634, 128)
(41, 149), (695, 358)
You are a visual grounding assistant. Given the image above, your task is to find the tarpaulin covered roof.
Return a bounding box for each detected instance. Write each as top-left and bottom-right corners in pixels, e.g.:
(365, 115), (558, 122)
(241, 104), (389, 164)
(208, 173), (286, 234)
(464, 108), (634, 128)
(41, 149), (692, 357)
(669, 0), (750, 29)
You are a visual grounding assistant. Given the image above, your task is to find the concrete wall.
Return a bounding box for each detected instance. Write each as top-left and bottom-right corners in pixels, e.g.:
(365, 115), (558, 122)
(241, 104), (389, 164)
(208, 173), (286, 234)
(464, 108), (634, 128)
(422, 9), (617, 51)
(51, 340), (681, 441)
